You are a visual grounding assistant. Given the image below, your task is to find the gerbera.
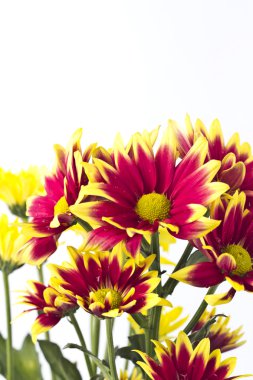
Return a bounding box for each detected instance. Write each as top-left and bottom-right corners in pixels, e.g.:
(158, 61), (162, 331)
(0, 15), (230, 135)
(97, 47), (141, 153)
(0, 166), (44, 218)
(47, 245), (164, 318)
(193, 308), (245, 353)
(19, 280), (78, 342)
(0, 214), (29, 274)
(136, 331), (250, 380)
(70, 126), (229, 257)
(170, 191), (253, 305)
(172, 116), (253, 205)
(20, 129), (96, 265)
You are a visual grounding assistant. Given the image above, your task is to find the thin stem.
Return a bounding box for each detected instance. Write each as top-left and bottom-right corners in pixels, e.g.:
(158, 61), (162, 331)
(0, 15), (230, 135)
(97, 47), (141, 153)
(69, 313), (94, 378)
(105, 318), (119, 380)
(183, 285), (218, 334)
(3, 271), (12, 380)
(162, 242), (193, 297)
(91, 315), (100, 375)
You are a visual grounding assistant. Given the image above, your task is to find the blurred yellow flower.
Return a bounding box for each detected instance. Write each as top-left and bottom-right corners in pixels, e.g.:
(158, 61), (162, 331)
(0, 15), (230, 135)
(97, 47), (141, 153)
(0, 214), (29, 273)
(119, 368), (142, 380)
(0, 166), (44, 218)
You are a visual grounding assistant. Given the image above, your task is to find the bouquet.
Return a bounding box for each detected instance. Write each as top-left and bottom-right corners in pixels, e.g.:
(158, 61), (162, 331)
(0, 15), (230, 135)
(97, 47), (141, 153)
(0, 116), (252, 380)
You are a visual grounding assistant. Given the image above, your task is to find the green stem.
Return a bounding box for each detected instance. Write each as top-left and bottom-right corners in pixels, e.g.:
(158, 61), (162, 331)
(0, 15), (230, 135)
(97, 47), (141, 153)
(3, 271), (12, 380)
(162, 242), (193, 297)
(76, 217), (93, 232)
(69, 313), (94, 378)
(91, 315), (100, 375)
(105, 318), (119, 380)
(183, 285), (218, 334)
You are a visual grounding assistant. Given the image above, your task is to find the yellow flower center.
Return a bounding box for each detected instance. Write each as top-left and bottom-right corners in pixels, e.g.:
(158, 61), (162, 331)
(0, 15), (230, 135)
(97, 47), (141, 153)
(93, 288), (122, 309)
(135, 193), (170, 224)
(226, 244), (252, 276)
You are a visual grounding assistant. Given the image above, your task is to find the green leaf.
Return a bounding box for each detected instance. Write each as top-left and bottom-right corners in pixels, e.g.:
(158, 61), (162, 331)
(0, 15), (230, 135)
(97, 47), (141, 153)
(64, 343), (112, 380)
(186, 250), (209, 266)
(39, 340), (82, 380)
(115, 334), (145, 365)
(0, 334), (43, 380)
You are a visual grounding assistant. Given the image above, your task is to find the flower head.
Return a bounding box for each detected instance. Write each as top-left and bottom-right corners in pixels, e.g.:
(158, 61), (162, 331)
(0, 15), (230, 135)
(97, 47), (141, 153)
(193, 308), (245, 353)
(70, 125), (228, 257)
(19, 280), (78, 342)
(170, 191), (253, 305)
(0, 166), (44, 218)
(136, 331), (250, 380)
(20, 129), (96, 265)
(119, 368), (142, 380)
(172, 116), (253, 205)
(0, 214), (29, 273)
(48, 245), (164, 318)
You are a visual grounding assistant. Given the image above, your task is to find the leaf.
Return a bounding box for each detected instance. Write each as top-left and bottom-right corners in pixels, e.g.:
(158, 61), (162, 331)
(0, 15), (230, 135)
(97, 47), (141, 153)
(115, 334), (145, 365)
(64, 343), (112, 380)
(39, 340), (82, 380)
(186, 250), (209, 266)
(0, 334), (43, 380)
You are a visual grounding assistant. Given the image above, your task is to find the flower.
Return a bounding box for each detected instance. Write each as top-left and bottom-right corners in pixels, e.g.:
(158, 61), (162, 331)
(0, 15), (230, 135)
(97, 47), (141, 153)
(128, 306), (188, 341)
(19, 280), (78, 342)
(192, 308), (245, 353)
(119, 368), (143, 380)
(48, 245), (165, 318)
(170, 191), (253, 305)
(0, 166), (44, 218)
(172, 116), (253, 206)
(20, 129), (96, 265)
(0, 214), (29, 273)
(136, 331), (249, 380)
(70, 126), (228, 257)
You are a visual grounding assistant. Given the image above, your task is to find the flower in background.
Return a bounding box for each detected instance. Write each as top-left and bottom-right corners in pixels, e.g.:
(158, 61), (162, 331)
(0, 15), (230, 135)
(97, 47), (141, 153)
(128, 306), (188, 341)
(20, 129), (96, 265)
(0, 166), (44, 218)
(0, 214), (29, 274)
(136, 331), (249, 380)
(70, 126), (228, 257)
(170, 191), (253, 305)
(19, 280), (78, 342)
(119, 368), (142, 380)
(192, 308), (245, 353)
(172, 115), (253, 206)
(48, 245), (167, 318)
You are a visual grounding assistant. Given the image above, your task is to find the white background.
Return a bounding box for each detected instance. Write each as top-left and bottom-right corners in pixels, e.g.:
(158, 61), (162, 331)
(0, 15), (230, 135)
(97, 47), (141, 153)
(0, 1), (253, 378)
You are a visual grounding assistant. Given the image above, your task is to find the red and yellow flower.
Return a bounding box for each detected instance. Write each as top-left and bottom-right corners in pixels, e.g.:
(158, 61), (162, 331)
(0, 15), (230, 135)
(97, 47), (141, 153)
(48, 245), (164, 318)
(170, 191), (253, 305)
(70, 126), (228, 257)
(20, 129), (96, 265)
(19, 280), (78, 342)
(172, 116), (253, 205)
(136, 331), (250, 380)
(193, 308), (245, 353)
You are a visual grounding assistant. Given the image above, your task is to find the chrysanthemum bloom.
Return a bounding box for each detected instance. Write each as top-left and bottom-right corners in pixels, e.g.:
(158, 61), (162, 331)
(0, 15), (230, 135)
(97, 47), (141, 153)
(171, 116), (253, 205)
(0, 214), (29, 274)
(70, 126), (229, 257)
(136, 331), (250, 380)
(48, 246), (165, 318)
(128, 306), (188, 341)
(170, 191), (253, 305)
(0, 166), (44, 218)
(19, 280), (78, 342)
(20, 129), (96, 265)
(193, 308), (245, 353)
(119, 368), (142, 380)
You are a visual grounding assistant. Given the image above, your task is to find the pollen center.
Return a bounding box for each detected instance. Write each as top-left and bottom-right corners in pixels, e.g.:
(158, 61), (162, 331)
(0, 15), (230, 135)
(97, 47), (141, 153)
(135, 193), (170, 224)
(226, 244), (252, 276)
(93, 288), (122, 309)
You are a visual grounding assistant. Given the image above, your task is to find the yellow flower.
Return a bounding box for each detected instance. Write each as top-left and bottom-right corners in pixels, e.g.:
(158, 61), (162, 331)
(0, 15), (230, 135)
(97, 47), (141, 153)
(0, 214), (29, 273)
(0, 166), (44, 218)
(119, 368), (143, 380)
(128, 306), (188, 340)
